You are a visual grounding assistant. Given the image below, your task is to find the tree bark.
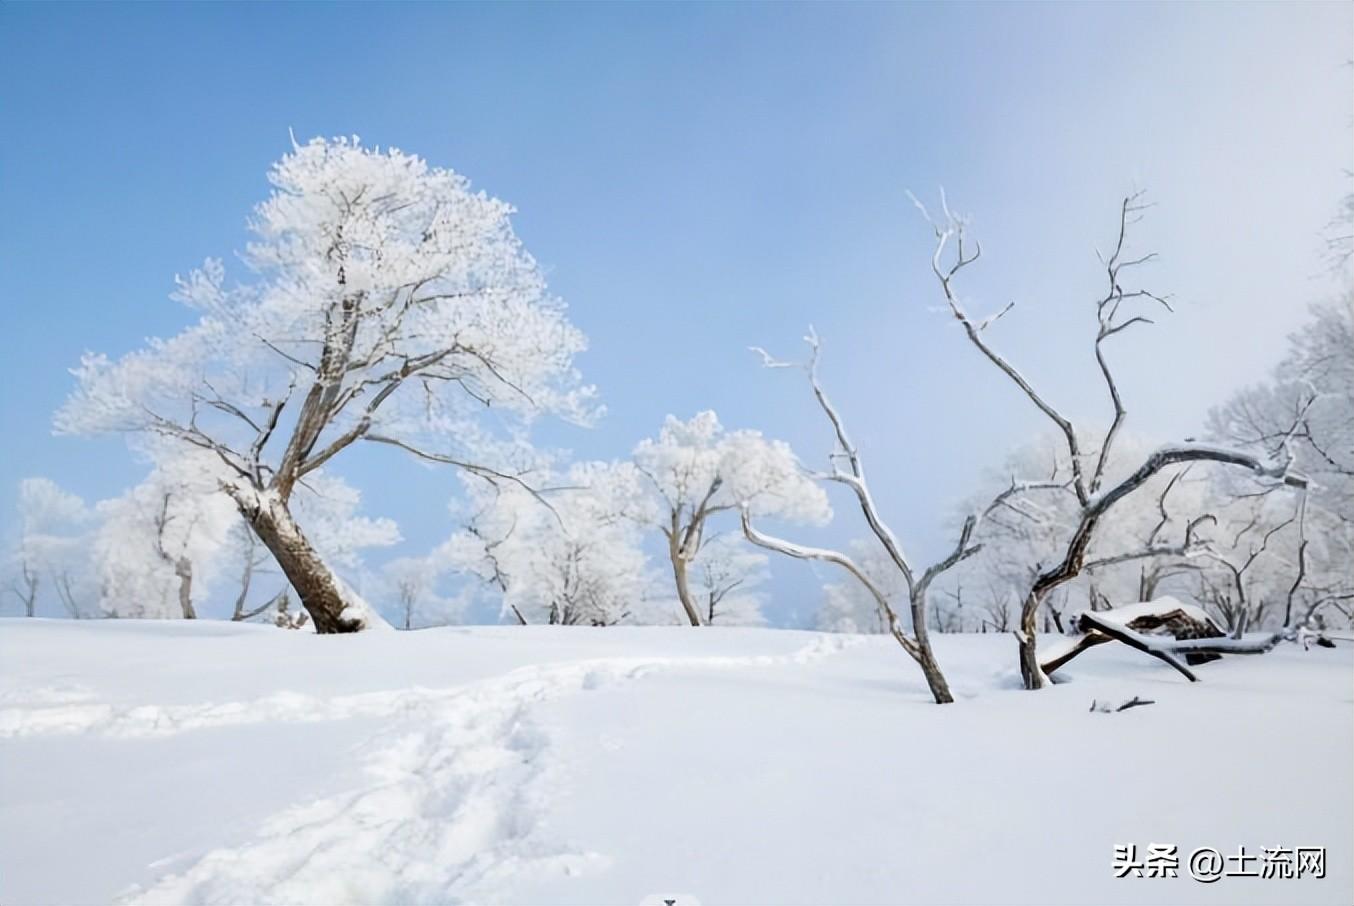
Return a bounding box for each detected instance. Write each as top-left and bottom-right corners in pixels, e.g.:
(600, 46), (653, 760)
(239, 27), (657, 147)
(908, 591), (953, 703)
(174, 556), (196, 619)
(1017, 588), (1045, 690)
(230, 490), (361, 633)
(912, 631), (954, 704)
(668, 540), (703, 626)
(18, 566), (38, 617)
(1075, 611), (1199, 682)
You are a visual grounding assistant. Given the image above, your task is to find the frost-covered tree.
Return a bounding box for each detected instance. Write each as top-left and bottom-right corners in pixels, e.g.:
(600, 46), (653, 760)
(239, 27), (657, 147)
(225, 523), (286, 622)
(1208, 296), (1354, 630)
(444, 462), (654, 626)
(55, 137), (593, 632)
(633, 411), (829, 626)
(289, 471), (401, 574)
(1210, 297), (1353, 529)
(915, 192), (1306, 688)
(374, 551), (473, 630)
(814, 538), (906, 635)
(91, 451), (238, 620)
(90, 449), (396, 622)
(816, 579), (883, 634)
(5, 478), (94, 618)
(690, 533), (768, 626)
(1324, 181), (1353, 273)
(942, 439), (1081, 632)
(938, 436), (1221, 634)
(380, 556), (438, 630)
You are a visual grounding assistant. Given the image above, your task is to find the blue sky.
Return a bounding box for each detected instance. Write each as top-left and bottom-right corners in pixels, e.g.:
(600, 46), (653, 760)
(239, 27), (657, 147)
(1, 2), (1349, 624)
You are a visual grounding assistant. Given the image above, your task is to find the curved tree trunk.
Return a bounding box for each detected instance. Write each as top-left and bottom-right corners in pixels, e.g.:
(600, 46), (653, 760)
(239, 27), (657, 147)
(1018, 586), (1049, 690)
(909, 591), (954, 703)
(913, 636), (954, 704)
(230, 490), (361, 633)
(669, 544), (703, 626)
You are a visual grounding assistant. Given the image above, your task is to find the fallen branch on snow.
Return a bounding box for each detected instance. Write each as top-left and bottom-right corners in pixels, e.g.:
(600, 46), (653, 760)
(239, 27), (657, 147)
(1042, 597), (1286, 682)
(1090, 695), (1156, 713)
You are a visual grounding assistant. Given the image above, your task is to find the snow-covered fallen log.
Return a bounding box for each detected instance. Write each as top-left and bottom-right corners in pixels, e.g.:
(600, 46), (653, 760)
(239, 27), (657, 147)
(1041, 596), (1283, 680)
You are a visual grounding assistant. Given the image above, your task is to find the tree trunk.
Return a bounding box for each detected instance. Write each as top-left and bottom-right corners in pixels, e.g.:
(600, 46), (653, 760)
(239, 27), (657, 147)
(669, 545), (703, 626)
(1018, 587), (1047, 690)
(1048, 605), (1065, 634)
(914, 640), (954, 704)
(231, 490), (362, 633)
(908, 591), (953, 704)
(174, 557), (196, 619)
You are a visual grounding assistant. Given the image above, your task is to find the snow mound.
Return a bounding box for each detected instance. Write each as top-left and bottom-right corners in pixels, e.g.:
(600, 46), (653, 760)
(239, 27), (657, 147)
(1077, 595), (1223, 632)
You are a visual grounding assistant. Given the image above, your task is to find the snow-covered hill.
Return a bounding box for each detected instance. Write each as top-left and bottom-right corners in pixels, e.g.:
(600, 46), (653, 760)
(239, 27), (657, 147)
(1, 619), (1348, 905)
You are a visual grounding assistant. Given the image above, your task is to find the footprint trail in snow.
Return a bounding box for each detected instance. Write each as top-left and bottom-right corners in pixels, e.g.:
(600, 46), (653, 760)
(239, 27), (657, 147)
(113, 635), (858, 905)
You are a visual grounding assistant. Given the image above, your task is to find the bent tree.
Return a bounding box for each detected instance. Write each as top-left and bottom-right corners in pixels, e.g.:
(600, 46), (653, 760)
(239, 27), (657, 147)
(742, 332), (1020, 705)
(916, 192), (1306, 688)
(57, 137), (594, 632)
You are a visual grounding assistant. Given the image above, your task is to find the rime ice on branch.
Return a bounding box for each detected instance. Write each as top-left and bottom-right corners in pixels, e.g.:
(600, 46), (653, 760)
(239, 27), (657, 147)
(913, 190), (1308, 688)
(743, 332), (994, 704)
(633, 411), (829, 627)
(56, 137), (595, 632)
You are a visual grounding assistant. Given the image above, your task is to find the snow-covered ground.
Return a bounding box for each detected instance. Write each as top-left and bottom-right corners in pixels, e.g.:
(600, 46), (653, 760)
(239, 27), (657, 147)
(1, 619), (1348, 905)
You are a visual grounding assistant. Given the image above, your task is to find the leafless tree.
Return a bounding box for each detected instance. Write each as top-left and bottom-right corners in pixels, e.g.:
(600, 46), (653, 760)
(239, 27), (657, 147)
(742, 331), (1020, 704)
(230, 525), (282, 622)
(1130, 470), (1207, 601)
(916, 191), (1306, 688)
(934, 585), (967, 633)
(1209, 295), (1353, 630)
(9, 559), (39, 617)
(52, 570), (86, 619)
(980, 585), (1013, 634)
(1192, 495), (1298, 635)
(152, 492), (198, 620)
(702, 560), (747, 625)
(394, 577), (417, 630)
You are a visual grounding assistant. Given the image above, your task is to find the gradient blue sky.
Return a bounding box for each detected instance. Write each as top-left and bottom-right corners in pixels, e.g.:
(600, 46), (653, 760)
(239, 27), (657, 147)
(1, 2), (1349, 624)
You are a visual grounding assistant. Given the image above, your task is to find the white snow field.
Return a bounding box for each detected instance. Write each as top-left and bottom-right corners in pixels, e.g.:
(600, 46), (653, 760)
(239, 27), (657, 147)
(1, 619), (1349, 906)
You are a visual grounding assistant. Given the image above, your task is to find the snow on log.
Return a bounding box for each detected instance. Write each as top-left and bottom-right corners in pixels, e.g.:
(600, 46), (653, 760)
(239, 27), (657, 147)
(1041, 596), (1280, 678)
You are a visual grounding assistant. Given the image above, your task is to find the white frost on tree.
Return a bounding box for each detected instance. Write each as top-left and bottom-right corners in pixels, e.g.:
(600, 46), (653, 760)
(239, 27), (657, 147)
(689, 533), (769, 626)
(377, 555), (470, 630)
(814, 538), (907, 635)
(55, 137), (593, 631)
(1208, 295), (1354, 631)
(5, 478), (94, 618)
(913, 191), (1306, 689)
(442, 461), (655, 627)
(91, 447), (239, 620)
(632, 411), (830, 626)
(84, 436), (399, 622)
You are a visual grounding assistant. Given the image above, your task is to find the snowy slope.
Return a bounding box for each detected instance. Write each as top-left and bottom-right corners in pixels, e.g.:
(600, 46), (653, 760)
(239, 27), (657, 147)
(1, 619), (1349, 905)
